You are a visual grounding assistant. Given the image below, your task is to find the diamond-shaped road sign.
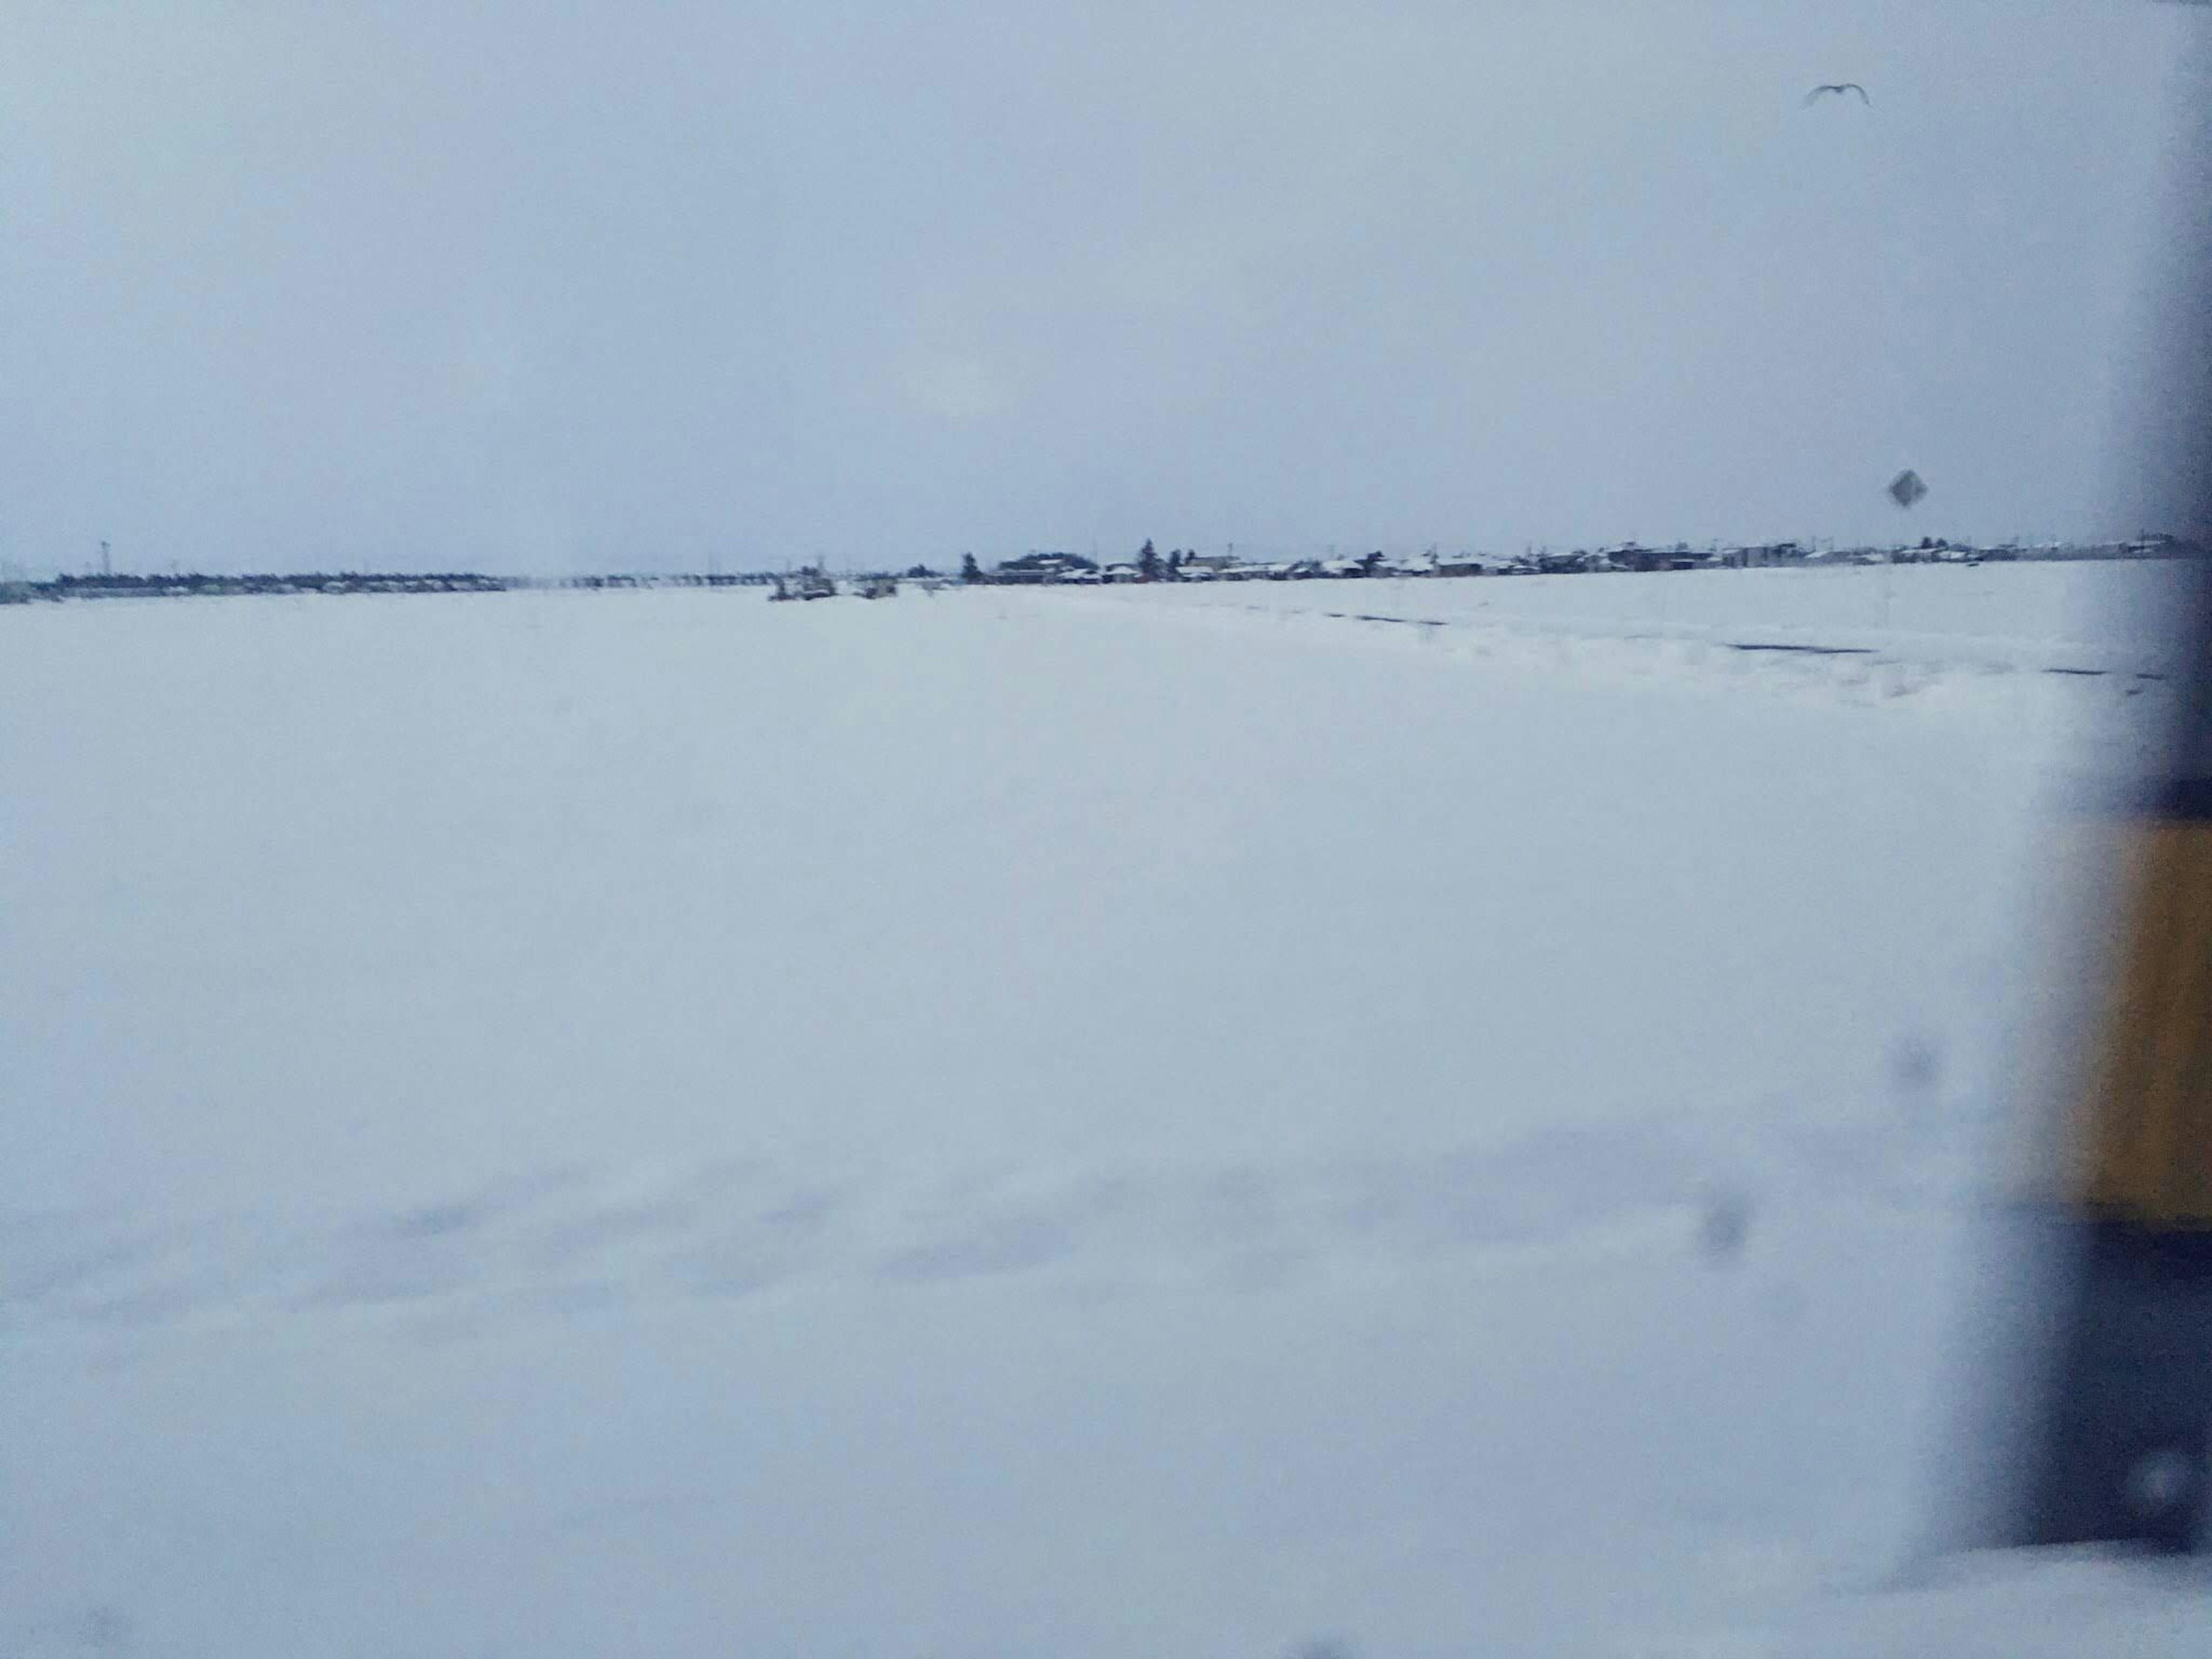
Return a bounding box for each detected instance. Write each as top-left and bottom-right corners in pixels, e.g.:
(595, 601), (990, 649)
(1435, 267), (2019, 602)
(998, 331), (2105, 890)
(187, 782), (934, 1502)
(1889, 468), (1928, 509)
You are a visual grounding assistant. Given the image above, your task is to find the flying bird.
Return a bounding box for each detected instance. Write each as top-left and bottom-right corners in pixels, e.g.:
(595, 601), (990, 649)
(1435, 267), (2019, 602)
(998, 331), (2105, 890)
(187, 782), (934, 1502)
(1805, 82), (1870, 105)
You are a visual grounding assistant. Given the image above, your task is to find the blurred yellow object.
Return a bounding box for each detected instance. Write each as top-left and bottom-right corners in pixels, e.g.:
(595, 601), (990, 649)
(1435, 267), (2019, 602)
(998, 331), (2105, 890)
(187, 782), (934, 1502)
(2075, 820), (2212, 1229)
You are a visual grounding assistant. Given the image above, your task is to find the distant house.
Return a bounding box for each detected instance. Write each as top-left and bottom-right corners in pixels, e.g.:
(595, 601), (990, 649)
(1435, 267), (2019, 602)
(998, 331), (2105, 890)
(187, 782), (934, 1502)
(1721, 541), (1809, 569)
(2126, 533), (2188, 559)
(994, 551), (1097, 584)
(1535, 550), (1599, 575)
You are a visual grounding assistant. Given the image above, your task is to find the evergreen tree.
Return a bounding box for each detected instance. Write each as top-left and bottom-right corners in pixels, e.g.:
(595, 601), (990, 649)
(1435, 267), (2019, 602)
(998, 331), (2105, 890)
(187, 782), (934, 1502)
(1137, 540), (1161, 582)
(960, 552), (983, 584)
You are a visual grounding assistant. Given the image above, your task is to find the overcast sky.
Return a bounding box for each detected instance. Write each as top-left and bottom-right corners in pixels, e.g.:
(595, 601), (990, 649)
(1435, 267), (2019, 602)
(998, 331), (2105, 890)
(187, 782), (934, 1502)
(1, 1), (2202, 574)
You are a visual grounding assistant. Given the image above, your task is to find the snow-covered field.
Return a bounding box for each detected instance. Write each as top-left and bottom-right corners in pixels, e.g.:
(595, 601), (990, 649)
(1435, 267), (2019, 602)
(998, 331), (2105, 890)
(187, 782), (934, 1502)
(1081, 560), (2188, 679)
(3, 569), (2206, 1657)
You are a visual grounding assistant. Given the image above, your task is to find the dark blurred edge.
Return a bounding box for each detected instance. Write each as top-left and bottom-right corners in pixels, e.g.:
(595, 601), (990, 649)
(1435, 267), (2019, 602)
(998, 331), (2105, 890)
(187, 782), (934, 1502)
(1942, 15), (2212, 1558)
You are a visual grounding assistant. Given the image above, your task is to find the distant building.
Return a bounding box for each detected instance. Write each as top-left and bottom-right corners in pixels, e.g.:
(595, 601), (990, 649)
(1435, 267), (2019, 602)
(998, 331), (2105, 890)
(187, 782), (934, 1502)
(1434, 554), (1493, 577)
(1535, 550), (1599, 575)
(770, 567), (837, 600)
(1721, 542), (1809, 569)
(994, 551), (1097, 584)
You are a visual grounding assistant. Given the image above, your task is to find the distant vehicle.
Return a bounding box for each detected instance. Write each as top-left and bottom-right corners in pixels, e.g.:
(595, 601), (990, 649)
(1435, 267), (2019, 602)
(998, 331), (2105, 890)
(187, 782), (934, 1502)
(770, 569), (838, 601)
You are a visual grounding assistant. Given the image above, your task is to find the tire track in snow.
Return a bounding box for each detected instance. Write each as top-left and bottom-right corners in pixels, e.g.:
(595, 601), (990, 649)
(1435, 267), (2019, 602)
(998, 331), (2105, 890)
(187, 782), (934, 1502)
(0, 1099), (1982, 1343)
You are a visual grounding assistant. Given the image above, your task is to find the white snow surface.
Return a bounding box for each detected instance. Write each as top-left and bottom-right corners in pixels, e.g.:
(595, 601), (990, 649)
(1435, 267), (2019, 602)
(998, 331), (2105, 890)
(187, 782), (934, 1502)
(3, 570), (2208, 1657)
(1089, 560), (2191, 677)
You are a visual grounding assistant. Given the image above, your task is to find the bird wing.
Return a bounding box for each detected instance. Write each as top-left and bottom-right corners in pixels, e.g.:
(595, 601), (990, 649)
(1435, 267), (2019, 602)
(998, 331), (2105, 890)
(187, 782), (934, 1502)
(1844, 82), (1870, 103)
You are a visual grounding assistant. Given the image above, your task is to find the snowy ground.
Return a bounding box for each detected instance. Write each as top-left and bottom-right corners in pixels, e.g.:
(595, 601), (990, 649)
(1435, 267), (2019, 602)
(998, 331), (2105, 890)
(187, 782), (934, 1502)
(3, 570), (2208, 1657)
(1079, 560), (2187, 678)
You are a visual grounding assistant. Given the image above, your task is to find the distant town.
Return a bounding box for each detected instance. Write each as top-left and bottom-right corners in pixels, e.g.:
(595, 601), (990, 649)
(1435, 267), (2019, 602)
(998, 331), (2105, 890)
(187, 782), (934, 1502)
(2, 533), (2194, 607)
